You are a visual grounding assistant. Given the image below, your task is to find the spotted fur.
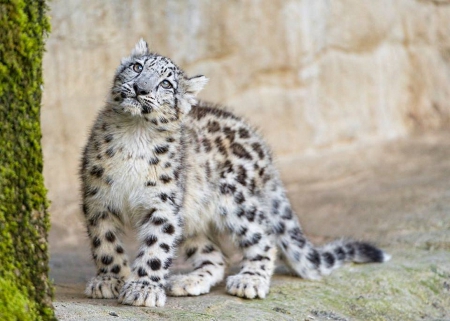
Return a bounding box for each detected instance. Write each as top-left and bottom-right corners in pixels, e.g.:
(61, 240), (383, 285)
(80, 39), (390, 307)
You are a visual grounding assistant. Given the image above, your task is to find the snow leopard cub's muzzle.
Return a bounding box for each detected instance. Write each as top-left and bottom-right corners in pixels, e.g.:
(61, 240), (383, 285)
(109, 39), (208, 120)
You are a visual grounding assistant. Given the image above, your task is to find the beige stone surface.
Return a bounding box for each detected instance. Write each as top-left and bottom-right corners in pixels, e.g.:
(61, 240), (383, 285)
(42, 0), (450, 251)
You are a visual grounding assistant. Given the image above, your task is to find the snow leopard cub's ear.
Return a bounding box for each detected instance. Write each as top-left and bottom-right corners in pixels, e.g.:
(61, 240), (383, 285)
(185, 75), (208, 97)
(131, 38), (149, 57)
(177, 75), (208, 113)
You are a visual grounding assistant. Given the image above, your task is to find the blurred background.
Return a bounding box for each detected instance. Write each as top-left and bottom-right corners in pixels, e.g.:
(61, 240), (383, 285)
(42, 0), (450, 247)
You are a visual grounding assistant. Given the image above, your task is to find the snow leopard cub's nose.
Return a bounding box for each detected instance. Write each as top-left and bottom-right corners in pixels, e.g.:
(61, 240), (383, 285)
(133, 83), (149, 96)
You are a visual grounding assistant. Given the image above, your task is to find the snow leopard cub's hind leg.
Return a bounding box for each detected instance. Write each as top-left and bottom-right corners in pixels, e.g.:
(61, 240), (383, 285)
(216, 170), (277, 299)
(167, 234), (226, 296)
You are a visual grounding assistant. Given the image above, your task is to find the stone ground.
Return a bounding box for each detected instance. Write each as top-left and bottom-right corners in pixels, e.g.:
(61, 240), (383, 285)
(49, 131), (450, 321)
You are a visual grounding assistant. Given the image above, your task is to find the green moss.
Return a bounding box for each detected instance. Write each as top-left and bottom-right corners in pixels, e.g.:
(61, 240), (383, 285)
(0, 0), (55, 320)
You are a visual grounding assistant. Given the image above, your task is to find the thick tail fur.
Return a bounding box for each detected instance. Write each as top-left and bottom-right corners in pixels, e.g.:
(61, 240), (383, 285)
(277, 230), (390, 280)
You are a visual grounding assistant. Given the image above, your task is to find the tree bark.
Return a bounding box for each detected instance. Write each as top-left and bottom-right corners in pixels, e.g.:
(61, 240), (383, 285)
(0, 1), (55, 320)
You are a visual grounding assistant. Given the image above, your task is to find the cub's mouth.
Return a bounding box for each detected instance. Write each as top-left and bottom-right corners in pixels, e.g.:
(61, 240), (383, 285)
(120, 98), (153, 116)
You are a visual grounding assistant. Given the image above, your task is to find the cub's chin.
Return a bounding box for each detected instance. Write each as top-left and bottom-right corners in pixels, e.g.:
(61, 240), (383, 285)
(118, 98), (148, 117)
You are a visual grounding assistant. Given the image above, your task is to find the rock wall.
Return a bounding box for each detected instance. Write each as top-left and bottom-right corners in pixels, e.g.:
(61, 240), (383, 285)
(42, 0), (450, 242)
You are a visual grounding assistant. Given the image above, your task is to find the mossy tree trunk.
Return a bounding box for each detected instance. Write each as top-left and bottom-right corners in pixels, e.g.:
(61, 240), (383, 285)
(0, 1), (55, 320)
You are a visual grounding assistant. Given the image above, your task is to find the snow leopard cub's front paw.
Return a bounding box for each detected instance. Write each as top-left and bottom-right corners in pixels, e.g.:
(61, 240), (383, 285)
(118, 280), (166, 307)
(226, 274), (270, 299)
(85, 275), (125, 299)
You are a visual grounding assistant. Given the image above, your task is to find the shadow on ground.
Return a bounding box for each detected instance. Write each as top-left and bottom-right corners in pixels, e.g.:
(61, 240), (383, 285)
(50, 131), (450, 321)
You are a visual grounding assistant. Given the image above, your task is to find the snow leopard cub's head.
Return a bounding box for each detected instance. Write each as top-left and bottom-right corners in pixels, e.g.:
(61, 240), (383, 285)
(110, 39), (208, 122)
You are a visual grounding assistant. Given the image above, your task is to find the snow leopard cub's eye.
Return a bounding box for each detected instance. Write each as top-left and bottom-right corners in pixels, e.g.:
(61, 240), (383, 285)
(160, 80), (173, 89)
(132, 63), (143, 73)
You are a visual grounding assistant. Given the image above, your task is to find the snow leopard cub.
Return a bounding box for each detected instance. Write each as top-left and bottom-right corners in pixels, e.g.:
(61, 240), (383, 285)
(80, 39), (390, 307)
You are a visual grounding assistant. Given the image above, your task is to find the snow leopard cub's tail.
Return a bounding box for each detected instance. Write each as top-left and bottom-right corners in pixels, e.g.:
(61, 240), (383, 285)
(275, 205), (390, 280)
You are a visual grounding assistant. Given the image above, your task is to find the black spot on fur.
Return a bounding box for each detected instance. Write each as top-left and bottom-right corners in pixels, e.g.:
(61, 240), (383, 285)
(159, 117), (169, 124)
(203, 138), (212, 152)
(92, 237), (101, 248)
(307, 249), (321, 268)
(219, 206), (227, 216)
(236, 165), (247, 186)
(238, 128), (250, 139)
(146, 180), (156, 187)
(273, 222), (286, 234)
(231, 143), (252, 160)
(154, 145), (169, 154)
(239, 233), (262, 248)
(160, 174), (172, 184)
(234, 191), (245, 204)
(82, 203), (88, 216)
(104, 134), (113, 143)
(220, 183), (236, 195)
(85, 186), (99, 197)
(150, 276), (161, 282)
(195, 260), (214, 270)
(272, 199), (280, 214)
(237, 226), (248, 236)
(164, 162), (171, 168)
(163, 258), (172, 269)
(98, 267), (107, 275)
(152, 217), (167, 225)
(251, 142), (265, 159)
(322, 252), (335, 268)
(249, 179), (256, 195)
(173, 169), (180, 180)
(136, 251), (144, 258)
(245, 207), (257, 222)
(138, 267), (148, 277)
(345, 244), (356, 257)
(207, 120), (221, 133)
(149, 157), (160, 165)
(223, 127), (236, 143)
(105, 231), (116, 243)
(90, 166), (104, 178)
(334, 246), (346, 260)
(160, 193), (168, 202)
(162, 223), (175, 234)
(116, 245), (124, 254)
(145, 235), (158, 247)
(281, 207), (293, 220)
(148, 258), (162, 271)
(101, 255), (113, 265)
(111, 265), (121, 274)
(250, 255), (270, 261)
(106, 147), (115, 158)
(185, 247), (197, 258)
(166, 137), (175, 143)
(141, 208), (156, 225)
(205, 162), (212, 179)
(220, 160), (233, 178)
(142, 105), (152, 114)
(160, 243), (170, 253)
(214, 137), (227, 156)
(289, 228), (306, 248)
